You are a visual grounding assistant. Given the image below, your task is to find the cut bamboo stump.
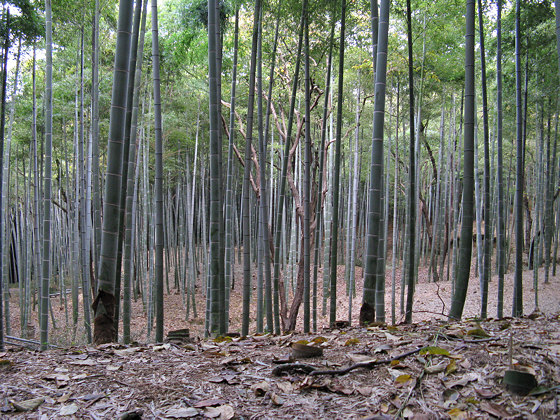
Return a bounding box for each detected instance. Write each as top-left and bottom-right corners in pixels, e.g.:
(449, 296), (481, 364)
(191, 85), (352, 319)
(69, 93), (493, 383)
(291, 343), (323, 359)
(165, 329), (192, 345)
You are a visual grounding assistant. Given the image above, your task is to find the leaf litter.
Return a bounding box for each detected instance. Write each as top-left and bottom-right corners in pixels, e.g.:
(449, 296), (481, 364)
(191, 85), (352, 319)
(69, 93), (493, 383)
(3, 265), (560, 418)
(0, 313), (559, 419)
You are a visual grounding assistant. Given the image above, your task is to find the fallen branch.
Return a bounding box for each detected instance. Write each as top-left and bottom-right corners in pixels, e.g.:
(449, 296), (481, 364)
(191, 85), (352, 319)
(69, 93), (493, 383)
(396, 367), (426, 417)
(6, 335), (60, 349)
(271, 363), (317, 376)
(461, 337), (499, 343)
(309, 346), (424, 376)
(440, 333), (499, 343)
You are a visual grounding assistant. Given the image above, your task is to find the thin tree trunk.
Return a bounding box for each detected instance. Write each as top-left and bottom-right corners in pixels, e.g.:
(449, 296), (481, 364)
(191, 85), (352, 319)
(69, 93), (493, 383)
(313, 12), (334, 330)
(496, 0), (505, 318)
(0, 9), (9, 351)
(404, 0), (416, 323)
(239, 0), (262, 336)
(223, 8), (239, 334)
(348, 84), (360, 323)
(329, 0), (347, 326)
(430, 101), (444, 283)
(78, 27), (93, 343)
(362, 0), (390, 324)
(474, 112), (483, 283)
(92, 0), (101, 281)
(31, 43), (42, 338)
(391, 81), (400, 325)
(152, 0), (164, 343)
(478, 0), (492, 319)
(322, 95), (335, 317)
(532, 102), (544, 309)
(39, 3), (53, 350)
(259, 13), (279, 333)
(449, 0), (475, 321)
(544, 110), (557, 284)
(1, 38), (20, 337)
(272, 5), (305, 333)
(302, 1), (311, 333)
(512, 0), (524, 317)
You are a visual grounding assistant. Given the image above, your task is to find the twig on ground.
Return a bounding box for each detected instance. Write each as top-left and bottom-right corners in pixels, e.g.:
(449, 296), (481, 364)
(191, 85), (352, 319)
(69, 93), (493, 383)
(406, 309), (448, 318)
(461, 337), (499, 343)
(308, 346), (424, 376)
(6, 335), (60, 349)
(396, 369), (426, 417)
(272, 363), (317, 376)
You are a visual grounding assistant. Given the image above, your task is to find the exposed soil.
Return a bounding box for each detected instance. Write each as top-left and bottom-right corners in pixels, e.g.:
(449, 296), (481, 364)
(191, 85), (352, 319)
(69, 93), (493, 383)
(7, 262), (558, 346)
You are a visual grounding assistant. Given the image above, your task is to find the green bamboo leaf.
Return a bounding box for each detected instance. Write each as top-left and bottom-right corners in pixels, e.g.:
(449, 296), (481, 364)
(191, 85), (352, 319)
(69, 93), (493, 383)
(420, 346), (450, 356)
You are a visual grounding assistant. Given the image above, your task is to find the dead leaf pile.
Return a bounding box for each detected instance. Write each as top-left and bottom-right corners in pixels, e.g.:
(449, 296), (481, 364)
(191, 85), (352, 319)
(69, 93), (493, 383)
(1, 314), (559, 418)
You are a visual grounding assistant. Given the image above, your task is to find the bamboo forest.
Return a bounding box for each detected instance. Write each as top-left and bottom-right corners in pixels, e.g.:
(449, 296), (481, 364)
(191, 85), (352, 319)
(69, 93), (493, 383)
(1, 0), (560, 417)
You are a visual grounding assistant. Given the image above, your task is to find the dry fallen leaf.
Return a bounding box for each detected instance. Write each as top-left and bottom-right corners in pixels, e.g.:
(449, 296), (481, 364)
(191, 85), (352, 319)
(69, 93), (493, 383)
(387, 368), (407, 380)
(401, 407), (414, 418)
(467, 327), (490, 338)
(356, 386), (373, 396)
(459, 358), (472, 370)
(347, 353), (375, 363)
(203, 406), (221, 418)
(11, 397), (45, 412)
(479, 401), (510, 418)
(395, 374), (412, 384)
(57, 393), (72, 403)
(446, 328), (465, 338)
(81, 393), (105, 401)
(373, 344), (392, 353)
(447, 407), (471, 420)
(68, 359), (96, 366)
(164, 406), (199, 418)
(326, 382), (353, 395)
(270, 392), (284, 406)
(445, 359), (457, 375)
(474, 387), (500, 399)
(223, 374), (240, 385)
(548, 344), (560, 355)
(193, 399), (227, 409)
(424, 362), (446, 374)
(153, 344), (172, 351)
(276, 381), (294, 393)
(114, 347), (142, 356)
(442, 389), (460, 409)
(59, 403), (79, 416)
(344, 338), (360, 346)
(511, 363), (537, 375)
(44, 373), (70, 388)
(445, 372), (479, 388)
(217, 405), (235, 420)
(204, 405), (235, 419)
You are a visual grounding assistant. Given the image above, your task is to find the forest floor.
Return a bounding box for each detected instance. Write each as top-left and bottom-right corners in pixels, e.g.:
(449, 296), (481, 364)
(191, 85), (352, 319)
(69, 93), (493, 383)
(1, 264), (560, 419)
